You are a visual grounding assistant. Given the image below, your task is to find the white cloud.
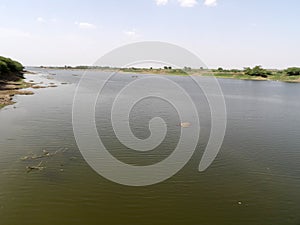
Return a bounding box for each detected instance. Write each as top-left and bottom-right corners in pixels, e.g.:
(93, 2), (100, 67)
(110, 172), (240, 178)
(36, 17), (46, 23)
(124, 30), (140, 39)
(155, 0), (200, 8)
(178, 0), (198, 7)
(155, 0), (168, 6)
(204, 0), (217, 7)
(36, 17), (58, 24)
(75, 22), (96, 29)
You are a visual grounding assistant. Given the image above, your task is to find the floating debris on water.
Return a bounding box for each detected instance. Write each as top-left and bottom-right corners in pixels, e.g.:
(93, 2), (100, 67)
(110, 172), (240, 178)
(180, 122), (191, 128)
(21, 148), (63, 161)
(21, 147), (72, 173)
(32, 85), (47, 89)
(26, 161), (45, 173)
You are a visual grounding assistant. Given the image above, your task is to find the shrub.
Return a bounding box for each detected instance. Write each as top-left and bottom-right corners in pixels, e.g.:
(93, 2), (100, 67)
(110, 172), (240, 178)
(0, 56), (24, 73)
(0, 61), (9, 74)
(285, 67), (300, 76)
(244, 66), (271, 77)
(0, 56), (24, 79)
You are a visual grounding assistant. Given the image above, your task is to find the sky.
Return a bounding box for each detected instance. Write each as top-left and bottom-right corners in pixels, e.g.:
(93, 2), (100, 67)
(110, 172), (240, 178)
(0, 0), (299, 69)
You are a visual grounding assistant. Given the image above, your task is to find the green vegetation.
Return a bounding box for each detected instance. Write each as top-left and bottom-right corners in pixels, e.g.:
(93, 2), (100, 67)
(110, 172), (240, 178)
(285, 67), (300, 76)
(0, 56), (24, 80)
(40, 64), (300, 82)
(243, 66), (271, 78)
(207, 65), (300, 82)
(0, 56), (27, 109)
(119, 67), (188, 76)
(212, 67), (242, 73)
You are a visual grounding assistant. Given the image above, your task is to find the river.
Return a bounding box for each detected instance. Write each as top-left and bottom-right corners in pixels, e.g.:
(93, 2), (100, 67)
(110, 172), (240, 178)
(0, 68), (299, 225)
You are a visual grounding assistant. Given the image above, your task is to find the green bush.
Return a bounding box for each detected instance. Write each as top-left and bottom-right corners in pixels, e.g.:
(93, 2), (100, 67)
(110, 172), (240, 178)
(212, 68), (241, 73)
(74, 65), (89, 69)
(0, 61), (9, 74)
(0, 56), (24, 73)
(244, 66), (271, 77)
(285, 67), (300, 76)
(0, 56), (24, 80)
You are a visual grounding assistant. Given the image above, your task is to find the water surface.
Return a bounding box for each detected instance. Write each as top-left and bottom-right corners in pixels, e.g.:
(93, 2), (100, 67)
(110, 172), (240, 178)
(0, 68), (299, 225)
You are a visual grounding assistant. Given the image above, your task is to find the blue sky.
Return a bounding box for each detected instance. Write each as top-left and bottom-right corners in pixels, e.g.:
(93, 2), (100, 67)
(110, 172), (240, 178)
(0, 0), (299, 68)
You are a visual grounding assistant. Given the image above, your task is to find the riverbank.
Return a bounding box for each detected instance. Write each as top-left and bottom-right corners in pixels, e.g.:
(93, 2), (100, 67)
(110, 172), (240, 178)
(0, 78), (33, 109)
(120, 68), (300, 82)
(41, 66), (300, 83)
(206, 72), (300, 83)
(0, 56), (35, 108)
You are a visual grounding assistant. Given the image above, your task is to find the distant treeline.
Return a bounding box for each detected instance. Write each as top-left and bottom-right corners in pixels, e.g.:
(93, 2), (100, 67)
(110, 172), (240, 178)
(212, 66), (300, 77)
(41, 64), (300, 79)
(0, 56), (24, 79)
(41, 65), (115, 70)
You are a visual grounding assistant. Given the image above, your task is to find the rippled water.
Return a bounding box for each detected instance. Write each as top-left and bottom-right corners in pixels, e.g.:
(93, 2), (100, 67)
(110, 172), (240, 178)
(0, 68), (299, 225)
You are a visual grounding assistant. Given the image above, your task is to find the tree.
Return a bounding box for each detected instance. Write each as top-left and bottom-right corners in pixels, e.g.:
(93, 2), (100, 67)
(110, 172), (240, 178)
(0, 56), (23, 73)
(285, 67), (300, 76)
(230, 69), (241, 73)
(184, 66), (192, 71)
(0, 61), (9, 74)
(244, 65), (271, 78)
(0, 56), (24, 79)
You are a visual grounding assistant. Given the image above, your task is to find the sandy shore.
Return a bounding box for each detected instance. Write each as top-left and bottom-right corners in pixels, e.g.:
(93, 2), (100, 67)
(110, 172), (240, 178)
(0, 80), (34, 108)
